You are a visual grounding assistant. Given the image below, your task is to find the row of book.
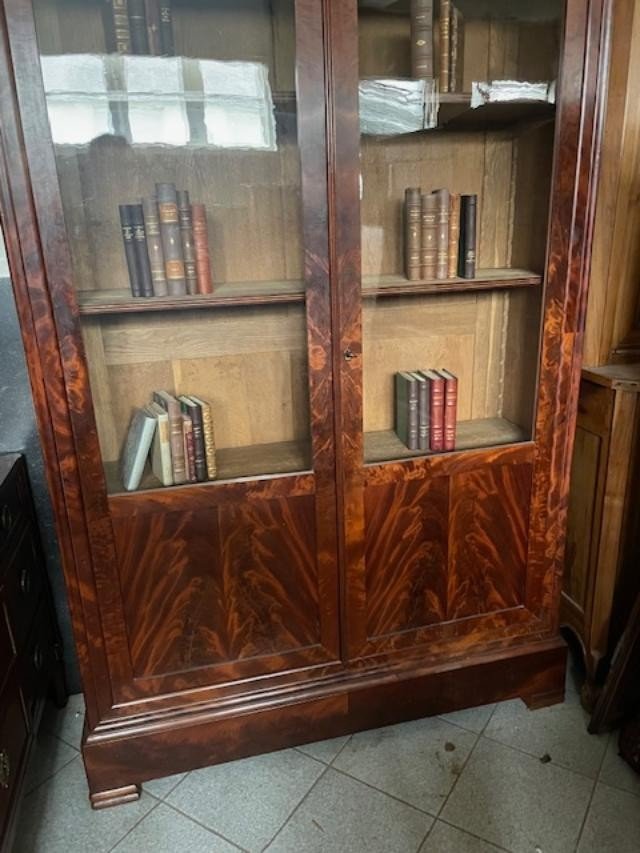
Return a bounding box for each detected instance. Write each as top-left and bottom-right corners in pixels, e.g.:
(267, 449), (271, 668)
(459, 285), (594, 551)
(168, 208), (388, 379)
(106, 0), (174, 56)
(411, 0), (464, 93)
(119, 183), (213, 298)
(121, 391), (217, 491)
(395, 369), (458, 453)
(404, 188), (477, 282)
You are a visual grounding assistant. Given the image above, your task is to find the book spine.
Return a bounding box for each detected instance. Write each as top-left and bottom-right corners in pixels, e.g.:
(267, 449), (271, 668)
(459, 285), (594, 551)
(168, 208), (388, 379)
(407, 380), (419, 451)
(435, 188), (450, 280)
(128, 0), (149, 54)
(429, 374), (445, 451)
(417, 379), (429, 451)
(152, 414), (173, 485)
(156, 182), (186, 295)
(459, 194), (477, 279)
(119, 205), (142, 297)
(189, 403), (207, 482)
(404, 188), (422, 281)
(411, 0), (433, 79)
(177, 190), (198, 296)
(144, 0), (161, 54)
(439, 0), (451, 93)
(421, 192), (438, 279)
(442, 374), (458, 451)
(104, 0), (131, 54)
(154, 393), (186, 484)
(452, 6), (465, 93)
(142, 197), (168, 296)
(182, 415), (197, 483)
(191, 204), (214, 294)
(199, 403), (217, 479)
(159, 0), (174, 55)
(130, 203), (154, 297)
(448, 193), (461, 279)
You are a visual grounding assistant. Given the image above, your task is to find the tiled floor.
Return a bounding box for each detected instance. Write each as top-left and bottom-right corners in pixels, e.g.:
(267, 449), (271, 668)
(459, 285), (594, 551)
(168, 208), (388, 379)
(13, 664), (640, 853)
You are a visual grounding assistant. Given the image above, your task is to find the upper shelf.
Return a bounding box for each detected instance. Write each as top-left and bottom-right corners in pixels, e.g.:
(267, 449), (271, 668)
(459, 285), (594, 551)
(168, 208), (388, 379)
(438, 94), (555, 132)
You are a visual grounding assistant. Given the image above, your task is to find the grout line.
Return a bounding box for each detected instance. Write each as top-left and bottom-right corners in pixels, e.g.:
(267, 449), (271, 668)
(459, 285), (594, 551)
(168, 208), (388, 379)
(328, 764), (439, 819)
(436, 816), (512, 852)
(572, 728), (610, 852)
(143, 772), (189, 801)
(434, 729), (482, 820)
(106, 796), (163, 853)
(416, 817), (437, 852)
(23, 749), (82, 798)
(159, 799), (250, 853)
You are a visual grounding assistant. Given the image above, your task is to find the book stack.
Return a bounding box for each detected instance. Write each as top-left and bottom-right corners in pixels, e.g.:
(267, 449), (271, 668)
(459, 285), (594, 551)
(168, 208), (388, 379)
(410, 0), (465, 93)
(404, 188), (477, 281)
(395, 370), (458, 453)
(119, 183), (214, 298)
(121, 391), (217, 491)
(105, 0), (175, 56)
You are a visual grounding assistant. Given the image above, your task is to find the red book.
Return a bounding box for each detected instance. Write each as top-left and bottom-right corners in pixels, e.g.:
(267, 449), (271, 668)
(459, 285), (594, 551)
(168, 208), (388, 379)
(191, 203), (213, 294)
(437, 369), (458, 451)
(421, 369), (445, 451)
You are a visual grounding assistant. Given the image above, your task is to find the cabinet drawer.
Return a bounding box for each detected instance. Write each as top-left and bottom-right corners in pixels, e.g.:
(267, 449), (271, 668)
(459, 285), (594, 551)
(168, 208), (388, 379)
(0, 667), (29, 841)
(19, 604), (53, 726)
(0, 609), (14, 696)
(4, 531), (44, 653)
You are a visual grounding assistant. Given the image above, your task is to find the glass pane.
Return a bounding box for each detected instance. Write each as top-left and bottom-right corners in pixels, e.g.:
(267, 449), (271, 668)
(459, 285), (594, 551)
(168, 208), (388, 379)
(358, 0), (563, 463)
(33, 0), (310, 492)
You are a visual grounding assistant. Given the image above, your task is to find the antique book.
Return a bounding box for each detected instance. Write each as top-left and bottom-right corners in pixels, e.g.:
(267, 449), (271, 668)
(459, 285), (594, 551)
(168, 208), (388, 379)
(395, 372), (419, 451)
(177, 190), (198, 296)
(156, 182), (186, 295)
(404, 188), (422, 281)
(130, 203), (154, 297)
(159, 0), (174, 55)
(189, 395), (217, 479)
(152, 390), (187, 484)
(104, 0), (131, 54)
(148, 401), (173, 486)
(121, 406), (156, 492)
(421, 369), (445, 451)
(411, 371), (429, 451)
(127, 0), (149, 54)
(458, 193), (477, 278)
(439, 0), (451, 93)
(119, 204), (142, 297)
(421, 192), (438, 280)
(411, 0), (434, 79)
(450, 4), (465, 93)
(437, 368), (458, 451)
(178, 395), (207, 482)
(435, 188), (450, 280)
(448, 192), (461, 279)
(144, 0), (161, 54)
(142, 196), (168, 296)
(182, 413), (197, 483)
(191, 204), (213, 294)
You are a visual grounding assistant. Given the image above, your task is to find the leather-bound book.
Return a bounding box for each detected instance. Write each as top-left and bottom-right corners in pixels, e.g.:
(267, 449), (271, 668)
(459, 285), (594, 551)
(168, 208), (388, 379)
(144, 0), (161, 54)
(148, 401), (173, 486)
(411, 371), (429, 451)
(395, 372), (419, 451)
(159, 0), (174, 55)
(177, 190), (198, 296)
(142, 197), (168, 296)
(458, 193), (477, 279)
(152, 391), (187, 484)
(119, 205), (142, 297)
(191, 204), (214, 294)
(421, 369), (445, 451)
(189, 395), (217, 479)
(156, 182), (186, 295)
(130, 203), (154, 296)
(404, 188), (422, 281)
(437, 369), (458, 451)
(420, 192), (438, 280)
(128, 0), (149, 54)
(182, 413), (197, 483)
(439, 0), (451, 93)
(178, 396), (207, 482)
(104, 0), (131, 54)
(411, 0), (434, 79)
(450, 4), (465, 93)
(448, 192), (461, 278)
(434, 188), (450, 280)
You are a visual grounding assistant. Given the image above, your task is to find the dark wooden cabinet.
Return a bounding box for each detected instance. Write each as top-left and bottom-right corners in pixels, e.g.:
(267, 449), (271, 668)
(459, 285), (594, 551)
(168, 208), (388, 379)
(0, 0), (609, 808)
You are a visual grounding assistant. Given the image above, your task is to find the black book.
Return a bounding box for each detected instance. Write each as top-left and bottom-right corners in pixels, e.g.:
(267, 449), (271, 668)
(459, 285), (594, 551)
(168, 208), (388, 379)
(159, 0), (174, 55)
(130, 204), (154, 296)
(395, 372), (419, 451)
(458, 194), (477, 279)
(128, 0), (149, 53)
(177, 396), (207, 482)
(119, 204), (142, 297)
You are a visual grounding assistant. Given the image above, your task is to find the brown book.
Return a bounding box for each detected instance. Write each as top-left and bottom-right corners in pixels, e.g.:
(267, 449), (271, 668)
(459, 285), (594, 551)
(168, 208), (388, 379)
(434, 188), (450, 280)
(448, 192), (461, 279)
(458, 193), (477, 279)
(421, 369), (445, 451)
(191, 204), (213, 294)
(130, 203), (154, 296)
(152, 391), (187, 484)
(410, 0), (434, 79)
(404, 188), (422, 281)
(437, 369), (458, 451)
(142, 197), (168, 296)
(159, 0), (174, 55)
(177, 191), (198, 296)
(421, 193), (438, 279)
(144, 0), (161, 54)
(450, 4), (465, 93)
(119, 205), (142, 297)
(178, 396), (207, 482)
(128, 0), (149, 54)
(182, 413), (196, 483)
(104, 0), (131, 54)
(439, 0), (451, 93)
(156, 182), (186, 295)
(189, 395), (216, 479)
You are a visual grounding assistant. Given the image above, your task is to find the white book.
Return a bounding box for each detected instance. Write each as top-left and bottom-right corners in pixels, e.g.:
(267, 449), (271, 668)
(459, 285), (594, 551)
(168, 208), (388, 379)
(120, 406), (157, 492)
(148, 401), (173, 486)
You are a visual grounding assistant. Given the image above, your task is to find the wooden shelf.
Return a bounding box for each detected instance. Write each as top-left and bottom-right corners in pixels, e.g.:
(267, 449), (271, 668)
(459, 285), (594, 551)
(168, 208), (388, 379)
(438, 94), (555, 132)
(365, 418), (528, 464)
(363, 268), (542, 297)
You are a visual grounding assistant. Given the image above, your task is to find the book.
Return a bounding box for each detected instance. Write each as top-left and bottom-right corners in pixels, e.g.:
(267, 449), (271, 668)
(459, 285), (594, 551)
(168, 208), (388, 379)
(128, 0), (149, 54)
(448, 192), (461, 279)
(121, 406), (156, 491)
(450, 4), (465, 93)
(411, 371), (429, 451)
(142, 196), (168, 296)
(437, 368), (458, 451)
(182, 412), (197, 483)
(152, 390), (187, 484)
(144, 0), (161, 54)
(189, 395), (217, 479)
(178, 396), (207, 482)
(439, 0), (451, 93)
(421, 369), (445, 451)
(434, 188), (450, 280)
(130, 203), (154, 297)
(159, 0), (174, 55)
(395, 372), (419, 451)
(104, 0), (131, 54)
(177, 190), (198, 296)
(404, 188), (422, 281)
(119, 204), (142, 297)
(156, 182), (186, 295)
(458, 193), (477, 279)
(191, 203), (214, 294)
(421, 192), (438, 279)
(148, 401), (173, 486)
(410, 0), (433, 79)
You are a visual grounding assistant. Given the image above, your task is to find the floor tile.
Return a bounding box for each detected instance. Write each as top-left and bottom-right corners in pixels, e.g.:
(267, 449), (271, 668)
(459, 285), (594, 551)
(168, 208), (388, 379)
(439, 704), (496, 734)
(296, 735), (350, 765)
(333, 716), (476, 814)
(420, 821), (506, 852)
(267, 767), (433, 853)
(143, 772), (188, 800)
(42, 693), (85, 750)
(13, 755), (155, 853)
(166, 749), (324, 851)
(578, 782), (640, 853)
(599, 732), (640, 798)
(484, 697), (608, 778)
(441, 736), (593, 853)
(111, 802), (240, 852)
(25, 731), (78, 793)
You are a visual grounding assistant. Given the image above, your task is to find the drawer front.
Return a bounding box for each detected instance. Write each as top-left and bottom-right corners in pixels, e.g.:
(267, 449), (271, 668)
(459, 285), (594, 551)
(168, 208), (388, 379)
(0, 609), (14, 695)
(0, 463), (27, 556)
(4, 531), (44, 653)
(19, 604), (53, 726)
(0, 667), (29, 841)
